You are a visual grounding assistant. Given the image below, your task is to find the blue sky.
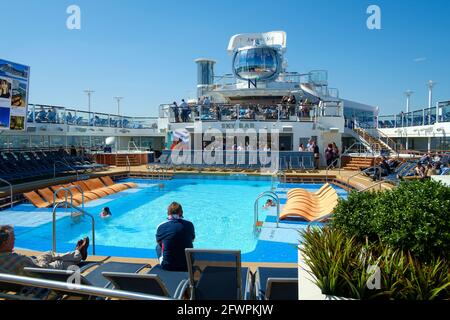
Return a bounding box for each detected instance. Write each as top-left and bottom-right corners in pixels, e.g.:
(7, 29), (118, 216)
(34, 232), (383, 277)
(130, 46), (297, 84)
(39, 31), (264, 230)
(1, 0), (449, 117)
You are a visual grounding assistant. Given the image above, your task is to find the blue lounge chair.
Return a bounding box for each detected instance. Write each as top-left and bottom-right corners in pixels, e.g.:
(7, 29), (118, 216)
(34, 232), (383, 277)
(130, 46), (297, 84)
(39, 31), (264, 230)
(102, 265), (188, 299)
(24, 262), (149, 295)
(185, 249), (250, 300)
(255, 267), (298, 300)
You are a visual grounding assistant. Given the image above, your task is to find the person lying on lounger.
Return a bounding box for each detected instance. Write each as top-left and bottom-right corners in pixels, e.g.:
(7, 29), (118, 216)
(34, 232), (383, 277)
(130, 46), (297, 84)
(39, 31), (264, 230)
(0, 225), (89, 277)
(155, 202), (195, 272)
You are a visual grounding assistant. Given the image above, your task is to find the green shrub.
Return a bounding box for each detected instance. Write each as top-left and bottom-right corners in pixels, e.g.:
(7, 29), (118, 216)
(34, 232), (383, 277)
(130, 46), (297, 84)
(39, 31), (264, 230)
(300, 227), (450, 300)
(331, 179), (450, 261)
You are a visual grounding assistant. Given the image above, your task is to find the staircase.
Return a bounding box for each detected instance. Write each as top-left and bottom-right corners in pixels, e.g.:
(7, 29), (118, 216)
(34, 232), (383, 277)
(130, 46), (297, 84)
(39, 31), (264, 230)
(342, 156), (374, 171)
(115, 154), (140, 167)
(353, 125), (401, 155)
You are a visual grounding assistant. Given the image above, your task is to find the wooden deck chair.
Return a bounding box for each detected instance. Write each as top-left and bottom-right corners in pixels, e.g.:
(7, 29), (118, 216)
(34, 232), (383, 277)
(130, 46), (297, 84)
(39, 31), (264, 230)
(23, 191), (51, 208)
(70, 181), (101, 200)
(100, 176), (130, 192)
(87, 178), (116, 195)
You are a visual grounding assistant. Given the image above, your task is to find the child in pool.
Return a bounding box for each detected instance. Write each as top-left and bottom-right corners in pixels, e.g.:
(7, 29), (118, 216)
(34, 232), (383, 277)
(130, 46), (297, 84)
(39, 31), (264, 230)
(100, 207), (112, 218)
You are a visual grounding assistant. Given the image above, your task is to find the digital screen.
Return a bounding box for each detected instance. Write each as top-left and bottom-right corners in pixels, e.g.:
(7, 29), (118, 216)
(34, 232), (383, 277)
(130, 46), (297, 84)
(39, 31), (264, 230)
(0, 59), (30, 131)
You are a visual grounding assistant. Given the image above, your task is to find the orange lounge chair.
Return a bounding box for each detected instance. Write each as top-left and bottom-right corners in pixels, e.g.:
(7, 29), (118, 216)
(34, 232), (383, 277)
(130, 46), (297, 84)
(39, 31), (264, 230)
(86, 179), (116, 195)
(287, 184), (333, 198)
(74, 180), (109, 197)
(99, 176), (128, 192)
(101, 176), (137, 190)
(23, 191), (51, 208)
(71, 181), (101, 200)
(280, 187), (338, 222)
(37, 188), (81, 206)
(50, 185), (88, 205)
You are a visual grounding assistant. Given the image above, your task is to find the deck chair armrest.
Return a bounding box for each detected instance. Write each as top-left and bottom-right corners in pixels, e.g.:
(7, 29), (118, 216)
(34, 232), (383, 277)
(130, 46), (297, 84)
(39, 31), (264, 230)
(265, 277), (298, 300)
(173, 279), (189, 300)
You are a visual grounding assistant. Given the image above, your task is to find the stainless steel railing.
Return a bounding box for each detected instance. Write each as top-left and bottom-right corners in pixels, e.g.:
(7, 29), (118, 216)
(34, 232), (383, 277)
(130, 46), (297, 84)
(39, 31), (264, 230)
(0, 273), (171, 300)
(254, 191), (280, 233)
(52, 201), (95, 255)
(0, 177), (13, 209)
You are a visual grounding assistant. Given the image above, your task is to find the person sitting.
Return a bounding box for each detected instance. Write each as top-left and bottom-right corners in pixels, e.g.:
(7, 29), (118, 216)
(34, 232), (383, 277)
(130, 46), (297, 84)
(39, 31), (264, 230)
(425, 164), (437, 177)
(155, 202), (195, 272)
(415, 163), (426, 179)
(0, 225), (89, 277)
(440, 163), (450, 176)
(263, 199), (276, 209)
(100, 207), (112, 219)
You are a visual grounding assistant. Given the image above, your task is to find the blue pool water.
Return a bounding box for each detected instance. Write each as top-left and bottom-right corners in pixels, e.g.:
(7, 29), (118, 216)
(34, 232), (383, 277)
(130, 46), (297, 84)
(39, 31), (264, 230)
(6, 176), (347, 262)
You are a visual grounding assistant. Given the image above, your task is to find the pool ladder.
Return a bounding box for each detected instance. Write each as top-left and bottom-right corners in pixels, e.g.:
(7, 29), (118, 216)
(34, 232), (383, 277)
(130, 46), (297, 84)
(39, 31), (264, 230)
(253, 191), (280, 234)
(52, 186), (95, 255)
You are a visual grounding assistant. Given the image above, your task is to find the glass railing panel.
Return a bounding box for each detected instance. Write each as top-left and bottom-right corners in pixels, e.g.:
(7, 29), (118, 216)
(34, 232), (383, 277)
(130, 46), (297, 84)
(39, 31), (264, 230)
(92, 113), (110, 127)
(439, 102), (450, 122)
(73, 110), (90, 126)
(413, 110), (423, 126)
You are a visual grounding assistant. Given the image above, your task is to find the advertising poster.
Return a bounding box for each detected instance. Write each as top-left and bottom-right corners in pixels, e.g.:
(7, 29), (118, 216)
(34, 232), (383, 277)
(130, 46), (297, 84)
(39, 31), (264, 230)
(0, 59), (30, 131)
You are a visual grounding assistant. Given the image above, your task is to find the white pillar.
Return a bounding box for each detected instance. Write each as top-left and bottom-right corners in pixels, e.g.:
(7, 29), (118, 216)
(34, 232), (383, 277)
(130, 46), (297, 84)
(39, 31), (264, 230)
(428, 137), (431, 153)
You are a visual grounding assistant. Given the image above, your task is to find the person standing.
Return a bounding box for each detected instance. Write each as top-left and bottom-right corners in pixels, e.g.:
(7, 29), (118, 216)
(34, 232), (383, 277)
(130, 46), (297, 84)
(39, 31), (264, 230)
(325, 144), (334, 167)
(180, 99), (189, 122)
(332, 142), (340, 168)
(313, 142), (320, 169)
(171, 102), (180, 123)
(155, 202), (195, 271)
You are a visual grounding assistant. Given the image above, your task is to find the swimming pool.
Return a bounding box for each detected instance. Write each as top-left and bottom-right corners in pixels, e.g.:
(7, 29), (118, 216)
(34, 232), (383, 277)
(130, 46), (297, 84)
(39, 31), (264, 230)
(4, 176), (347, 262)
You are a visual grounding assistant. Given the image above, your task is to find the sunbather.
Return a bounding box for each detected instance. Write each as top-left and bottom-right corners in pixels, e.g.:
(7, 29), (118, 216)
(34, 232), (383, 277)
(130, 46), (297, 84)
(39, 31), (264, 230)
(0, 225), (89, 277)
(155, 202), (195, 272)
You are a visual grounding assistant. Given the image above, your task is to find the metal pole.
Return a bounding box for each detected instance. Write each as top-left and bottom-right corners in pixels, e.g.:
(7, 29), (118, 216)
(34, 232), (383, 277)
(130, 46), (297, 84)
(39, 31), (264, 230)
(114, 97), (124, 116)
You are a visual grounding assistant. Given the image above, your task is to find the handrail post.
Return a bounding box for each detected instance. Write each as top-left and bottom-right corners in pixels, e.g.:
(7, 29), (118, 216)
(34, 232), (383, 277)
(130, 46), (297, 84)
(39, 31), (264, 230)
(52, 200), (94, 255)
(0, 178), (13, 209)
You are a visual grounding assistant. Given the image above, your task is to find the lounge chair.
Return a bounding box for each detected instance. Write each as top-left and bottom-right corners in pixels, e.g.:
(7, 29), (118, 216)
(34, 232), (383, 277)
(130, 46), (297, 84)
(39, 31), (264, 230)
(280, 186), (339, 221)
(23, 191), (50, 208)
(100, 176), (137, 190)
(102, 265), (189, 299)
(185, 249), (250, 300)
(86, 179), (117, 195)
(74, 180), (108, 197)
(51, 185), (88, 205)
(37, 188), (81, 206)
(24, 261), (149, 299)
(255, 267), (298, 300)
(70, 181), (101, 200)
(287, 184), (334, 199)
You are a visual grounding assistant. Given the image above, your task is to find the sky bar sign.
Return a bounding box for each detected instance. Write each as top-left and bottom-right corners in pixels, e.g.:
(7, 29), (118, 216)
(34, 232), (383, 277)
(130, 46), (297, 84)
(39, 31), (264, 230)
(0, 59), (30, 131)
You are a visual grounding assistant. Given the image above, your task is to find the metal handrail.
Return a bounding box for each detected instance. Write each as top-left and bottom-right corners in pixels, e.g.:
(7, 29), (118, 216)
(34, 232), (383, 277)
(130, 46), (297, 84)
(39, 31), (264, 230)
(53, 161), (79, 180)
(346, 165), (382, 195)
(0, 273), (171, 300)
(359, 180), (385, 193)
(0, 177), (13, 208)
(126, 156), (131, 177)
(254, 191), (280, 232)
(52, 201), (95, 255)
(53, 185), (85, 211)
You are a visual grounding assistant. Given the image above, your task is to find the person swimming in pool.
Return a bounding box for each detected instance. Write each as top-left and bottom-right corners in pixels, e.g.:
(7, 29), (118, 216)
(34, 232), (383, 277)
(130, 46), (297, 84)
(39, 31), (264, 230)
(100, 207), (112, 218)
(263, 199), (276, 209)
